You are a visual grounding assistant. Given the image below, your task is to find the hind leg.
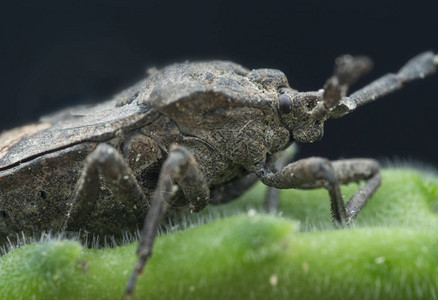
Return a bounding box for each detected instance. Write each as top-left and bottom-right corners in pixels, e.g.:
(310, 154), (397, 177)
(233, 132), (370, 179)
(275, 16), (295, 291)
(63, 144), (148, 233)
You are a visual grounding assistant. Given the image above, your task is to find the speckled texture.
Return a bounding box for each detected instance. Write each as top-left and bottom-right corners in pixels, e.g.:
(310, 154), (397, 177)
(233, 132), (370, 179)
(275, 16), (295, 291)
(0, 53), (436, 246)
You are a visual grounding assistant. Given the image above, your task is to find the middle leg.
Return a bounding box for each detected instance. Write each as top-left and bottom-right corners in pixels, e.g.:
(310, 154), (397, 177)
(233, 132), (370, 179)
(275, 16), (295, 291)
(125, 144), (210, 295)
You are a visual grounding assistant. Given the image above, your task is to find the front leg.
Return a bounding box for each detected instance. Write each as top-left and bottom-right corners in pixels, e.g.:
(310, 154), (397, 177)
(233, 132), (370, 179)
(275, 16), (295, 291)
(125, 145), (209, 295)
(256, 157), (348, 225)
(255, 157), (380, 226)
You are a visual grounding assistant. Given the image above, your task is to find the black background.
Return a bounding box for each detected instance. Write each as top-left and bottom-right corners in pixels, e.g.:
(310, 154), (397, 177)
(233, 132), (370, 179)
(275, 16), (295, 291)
(1, 0), (437, 168)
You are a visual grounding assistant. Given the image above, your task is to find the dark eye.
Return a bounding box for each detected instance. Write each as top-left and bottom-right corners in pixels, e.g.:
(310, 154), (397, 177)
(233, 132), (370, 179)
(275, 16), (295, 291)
(278, 94), (292, 114)
(38, 190), (47, 199)
(0, 210), (9, 219)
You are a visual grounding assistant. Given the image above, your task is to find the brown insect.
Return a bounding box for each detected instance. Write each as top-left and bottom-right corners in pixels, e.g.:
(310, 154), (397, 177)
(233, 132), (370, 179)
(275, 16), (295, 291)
(0, 51), (436, 295)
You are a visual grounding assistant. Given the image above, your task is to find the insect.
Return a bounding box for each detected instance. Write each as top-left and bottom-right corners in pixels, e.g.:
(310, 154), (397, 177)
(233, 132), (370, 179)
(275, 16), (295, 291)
(0, 51), (436, 295)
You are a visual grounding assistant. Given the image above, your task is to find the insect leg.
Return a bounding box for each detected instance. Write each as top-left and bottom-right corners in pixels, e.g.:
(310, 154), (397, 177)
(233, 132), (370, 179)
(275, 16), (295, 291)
(264, 145), (296, 213)
(125, 144), (209, 296)
(331, 159), (380, 223)
(209, 145), (296, 211)
(210, 173), (258, 205)
(255, 157), (380, 226)
(264, 185), (280, 214)
(63, 144), (147, 232)
(255, 157), (348, 226)
(297, 159), (381, 223)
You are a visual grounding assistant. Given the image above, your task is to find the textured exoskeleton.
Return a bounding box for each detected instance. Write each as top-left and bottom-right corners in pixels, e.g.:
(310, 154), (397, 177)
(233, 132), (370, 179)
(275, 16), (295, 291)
(0, 51), (436, 295)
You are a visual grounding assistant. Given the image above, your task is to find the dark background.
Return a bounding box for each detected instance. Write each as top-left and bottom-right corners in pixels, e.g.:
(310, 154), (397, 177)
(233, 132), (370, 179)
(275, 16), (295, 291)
(1, 0), (437, 168)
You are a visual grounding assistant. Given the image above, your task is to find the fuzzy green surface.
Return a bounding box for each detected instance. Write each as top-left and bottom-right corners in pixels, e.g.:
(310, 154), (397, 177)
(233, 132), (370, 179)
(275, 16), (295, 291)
(1, 168), (438, 299)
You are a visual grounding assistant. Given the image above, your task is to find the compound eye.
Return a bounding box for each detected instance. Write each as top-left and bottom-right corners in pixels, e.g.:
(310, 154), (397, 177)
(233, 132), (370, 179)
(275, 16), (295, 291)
(278, 94), (292, 114)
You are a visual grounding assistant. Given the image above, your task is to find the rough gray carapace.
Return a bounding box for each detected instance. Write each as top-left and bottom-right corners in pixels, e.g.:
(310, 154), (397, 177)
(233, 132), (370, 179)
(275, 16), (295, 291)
(0, 51), (436, 296)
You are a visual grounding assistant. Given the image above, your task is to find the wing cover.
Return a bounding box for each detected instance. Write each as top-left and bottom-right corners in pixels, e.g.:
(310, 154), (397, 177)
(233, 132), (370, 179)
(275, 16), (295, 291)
(0, 99), (156, 169)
